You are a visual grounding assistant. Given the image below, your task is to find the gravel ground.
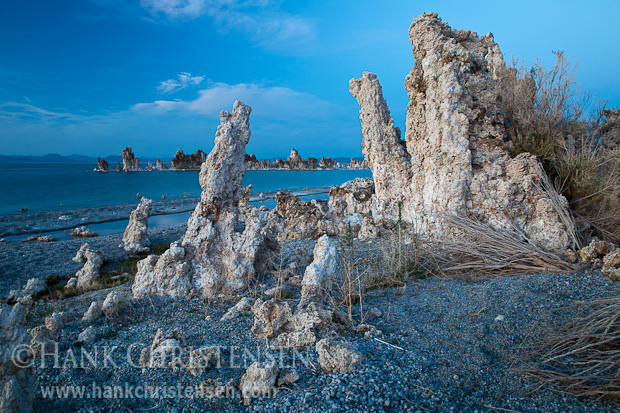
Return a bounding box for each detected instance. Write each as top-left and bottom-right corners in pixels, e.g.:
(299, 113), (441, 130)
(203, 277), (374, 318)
(13, 234), (620, 413)
(0, 224), (187, 297)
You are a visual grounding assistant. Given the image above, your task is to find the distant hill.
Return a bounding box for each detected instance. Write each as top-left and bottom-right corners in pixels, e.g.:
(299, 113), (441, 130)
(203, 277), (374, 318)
(0, 154), (364, 165)
(0, 153), (97, 163)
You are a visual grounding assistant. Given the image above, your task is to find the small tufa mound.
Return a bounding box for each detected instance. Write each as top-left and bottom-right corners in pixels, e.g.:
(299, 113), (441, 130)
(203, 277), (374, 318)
(72, 243), (104, 289)
(239, 362), (279, 403)
(82, 301), (103, 321)
(44, 312), (66, 332)
(316, 338), (363, 373)
(69, 226), (98, 238)
(120, 197), (152, 253)
(139, 329), (184, 369)
(76, 326), (96, 346)
(220, 297), (254, 322)
(7, 278), (46, 305)
(101, 291), (128, 317)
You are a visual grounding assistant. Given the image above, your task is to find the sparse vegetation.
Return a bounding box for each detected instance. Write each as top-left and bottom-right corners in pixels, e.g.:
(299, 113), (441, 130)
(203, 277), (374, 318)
(498, 52), (620, 244)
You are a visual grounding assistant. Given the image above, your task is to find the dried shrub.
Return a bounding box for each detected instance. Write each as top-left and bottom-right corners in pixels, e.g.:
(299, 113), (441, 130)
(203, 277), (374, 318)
(498, 52), (619, 244)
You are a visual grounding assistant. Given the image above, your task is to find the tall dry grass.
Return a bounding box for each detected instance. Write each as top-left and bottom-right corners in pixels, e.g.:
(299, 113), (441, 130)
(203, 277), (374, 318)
(521, 297), (620, 401)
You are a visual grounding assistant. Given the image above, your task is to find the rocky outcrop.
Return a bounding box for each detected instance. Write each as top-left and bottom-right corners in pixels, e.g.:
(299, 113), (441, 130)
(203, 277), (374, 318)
(348, 13), (574, 254)
(265, 192), (334, 241)
(133, 101), (269, 298)
(115, 162), (122, 172)
(82, 301), (103, 321)
(328, 178), (375, 236)
(102, 291), (128, 317)
(71, 243), (104, 289)
(95, 157), (109, 172)
(170, 149), (206, 170)
(120, 197), (152, 253)
(598, 108), (620, 150)
(239, 363), (278, 400)
(245, 149), (320, 170)
(122, 146), (140, 171)
(0, 304), (35, 413)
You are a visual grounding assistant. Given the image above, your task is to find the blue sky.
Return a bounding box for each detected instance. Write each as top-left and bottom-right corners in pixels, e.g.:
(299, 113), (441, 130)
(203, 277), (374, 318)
(1, 0), (618, 159)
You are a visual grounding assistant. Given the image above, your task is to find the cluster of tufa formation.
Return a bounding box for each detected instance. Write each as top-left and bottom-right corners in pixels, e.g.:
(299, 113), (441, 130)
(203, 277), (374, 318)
(133, 101), (270, 298)
(348, 12), (574, 254)
(245, 149), (356, 170)
(170, 149), (206, 170)
(120, 197), (152, 253)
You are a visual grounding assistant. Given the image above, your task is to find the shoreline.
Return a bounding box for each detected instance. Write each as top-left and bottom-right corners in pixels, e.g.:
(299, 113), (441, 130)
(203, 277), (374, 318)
(0, 187), (331, 238)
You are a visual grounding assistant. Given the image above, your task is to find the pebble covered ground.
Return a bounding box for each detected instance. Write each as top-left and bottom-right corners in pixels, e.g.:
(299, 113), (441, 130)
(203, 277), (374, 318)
(11, 233), (620, 413)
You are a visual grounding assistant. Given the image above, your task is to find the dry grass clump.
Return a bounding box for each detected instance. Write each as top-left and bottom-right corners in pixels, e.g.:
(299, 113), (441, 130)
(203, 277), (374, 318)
(433, 214), (575, 277)
(498, 51), (620, 244)
(521, 297), (620, 401)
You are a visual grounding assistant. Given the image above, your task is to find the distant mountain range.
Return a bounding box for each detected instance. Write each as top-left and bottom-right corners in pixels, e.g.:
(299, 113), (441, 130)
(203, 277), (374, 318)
(0, 154), (364, 165)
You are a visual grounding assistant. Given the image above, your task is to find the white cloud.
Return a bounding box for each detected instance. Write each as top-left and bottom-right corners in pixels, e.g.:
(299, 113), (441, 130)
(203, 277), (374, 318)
(133, 81), (336, 119)
(138, 0), (315, 53)
(157, 72), (205, 94)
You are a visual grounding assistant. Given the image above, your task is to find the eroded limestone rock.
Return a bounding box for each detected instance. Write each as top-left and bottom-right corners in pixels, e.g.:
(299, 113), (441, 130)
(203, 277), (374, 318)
(316, 338), (363, 373)
(265, 192), (334, 241)
(250, 237), (338, 349)
(133, 101), (268, 299)
(298, 235), (337, 310)
(44, 312), (66, 332)
(29, 326), (57, 356)
(69, 226), (98, 238)
(82, 301), (103, 321)
(139, 329), (184, 369)
(102, 291), (128, 317)
(187, 346), (220, 376)
(171, 149), (206, 170)
(220, 297), (254, 322)
(7, 278), (46, 305)
(120, 197), (152, 253)
(348, 13), (574, 254)
(77, 326), (96, 346)
(239, 362), (278, 400)
(0, 304), (35, 413)
(72, 243), (104, 289)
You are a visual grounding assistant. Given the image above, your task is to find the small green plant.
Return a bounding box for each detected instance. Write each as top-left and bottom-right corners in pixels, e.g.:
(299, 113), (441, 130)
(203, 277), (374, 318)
(335, 222), (367, 324)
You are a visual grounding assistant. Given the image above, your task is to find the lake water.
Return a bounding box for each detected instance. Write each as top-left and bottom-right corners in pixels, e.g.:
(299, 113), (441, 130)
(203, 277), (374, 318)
(0, 163), (372, 215)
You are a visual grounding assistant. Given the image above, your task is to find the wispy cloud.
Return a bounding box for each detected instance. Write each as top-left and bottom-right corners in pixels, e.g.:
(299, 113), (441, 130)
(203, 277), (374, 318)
(137, 0), (315, 53)
(133, 80), (336, 119)
(0, 102), (81, 122)
(157, 72), (205, 94)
